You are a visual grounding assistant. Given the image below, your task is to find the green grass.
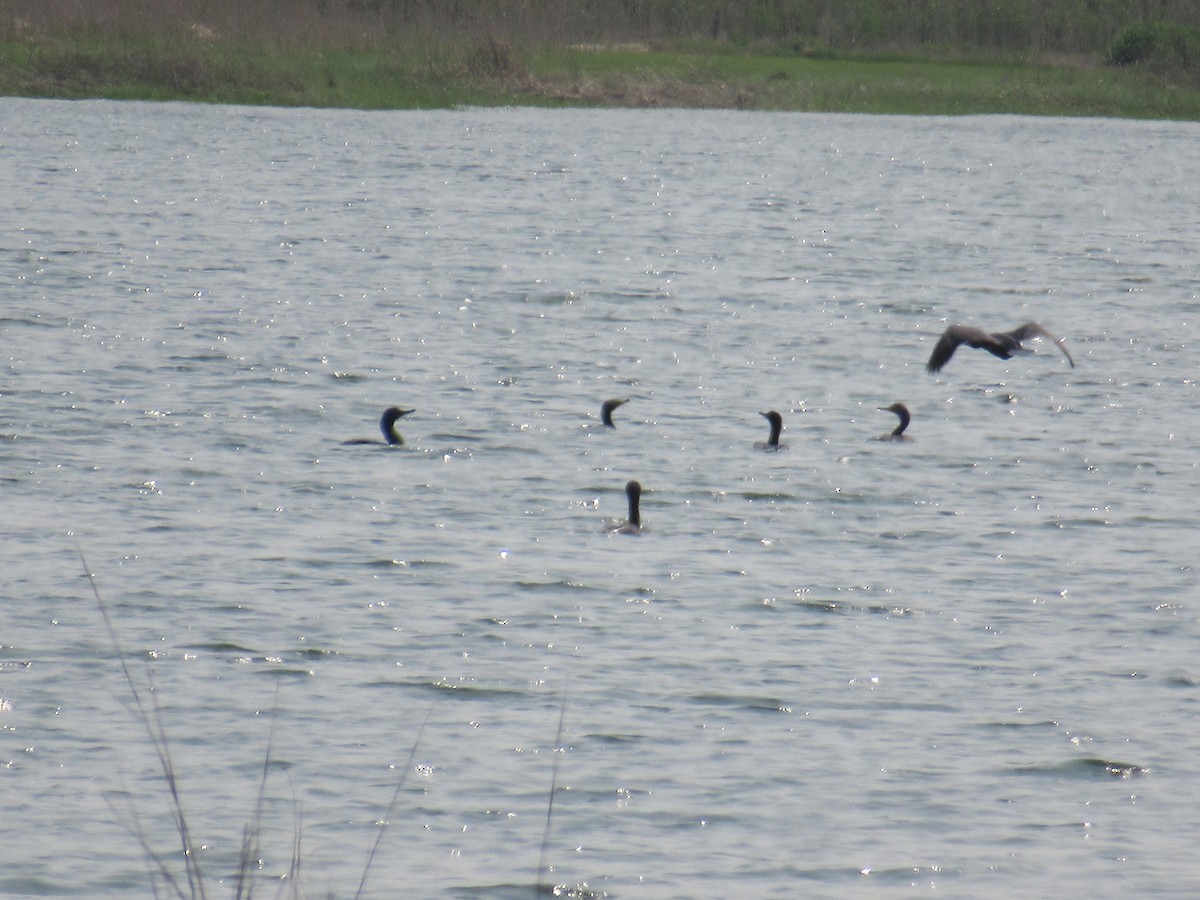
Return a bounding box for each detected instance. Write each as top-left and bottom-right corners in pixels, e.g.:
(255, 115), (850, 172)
(2, 30), (1198, 119)
(525, 46), (1200, 118)
(0, 36), (505, 108)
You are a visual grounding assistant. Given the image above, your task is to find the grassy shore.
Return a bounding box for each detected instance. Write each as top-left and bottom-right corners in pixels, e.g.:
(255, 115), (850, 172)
(1, 2), (1198, 118)
(527, 45), (1200, 118)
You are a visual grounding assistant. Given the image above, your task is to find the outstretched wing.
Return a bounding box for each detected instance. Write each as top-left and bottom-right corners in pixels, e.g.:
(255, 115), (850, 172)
(926, 325), (991, 373)
(1008, 322), (1075, 368)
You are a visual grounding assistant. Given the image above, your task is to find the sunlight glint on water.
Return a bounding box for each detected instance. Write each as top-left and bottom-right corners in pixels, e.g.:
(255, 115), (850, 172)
(2, 99), (1199, 897)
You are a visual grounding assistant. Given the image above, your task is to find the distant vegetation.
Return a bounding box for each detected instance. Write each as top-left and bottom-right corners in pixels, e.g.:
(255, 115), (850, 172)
(1, 0), (1199, 114)
(1108, 22), (1200, 76)
(4, 0), (1198, 57)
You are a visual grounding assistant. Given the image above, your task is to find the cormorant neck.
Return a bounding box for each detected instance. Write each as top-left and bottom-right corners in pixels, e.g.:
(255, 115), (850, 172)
(380, 408), (410, 445)
(601, 399), (627, 427)
(764, 414), (782, 446)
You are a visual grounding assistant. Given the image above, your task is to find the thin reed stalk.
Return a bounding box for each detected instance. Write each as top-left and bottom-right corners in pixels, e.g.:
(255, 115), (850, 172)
(79, 547), (462, 897)
(536, 682), (570, 894)
(353, 705), (435, 899)
(234, 685), (283, 900)
(81, 547), (209, 900)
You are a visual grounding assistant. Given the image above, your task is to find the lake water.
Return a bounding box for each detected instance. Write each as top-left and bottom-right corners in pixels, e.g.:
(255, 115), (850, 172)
(2, 98), (1199, 898)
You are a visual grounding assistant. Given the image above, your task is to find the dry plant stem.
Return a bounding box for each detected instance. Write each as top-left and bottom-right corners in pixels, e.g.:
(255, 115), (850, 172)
(83, 544), (436, 898)
(102, 788), (189, 900)
(284, 786), (304, 900)
(234, 684), (282, 900)
(353, 705), (436, 900)
(79, 547), (208, 900)
(536, 683), (570, 892)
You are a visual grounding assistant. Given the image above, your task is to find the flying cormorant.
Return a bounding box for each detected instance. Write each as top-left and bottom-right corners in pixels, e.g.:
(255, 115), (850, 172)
(925, 322), (1074, 373)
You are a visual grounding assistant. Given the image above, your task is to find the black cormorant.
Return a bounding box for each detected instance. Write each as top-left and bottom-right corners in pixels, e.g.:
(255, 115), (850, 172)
(343, 407), (413, 445)
(755, 410), (787, 451)
(876, 403), (913, 442)
(604, 480), (643, 535)
(926, 322), (1074, 373)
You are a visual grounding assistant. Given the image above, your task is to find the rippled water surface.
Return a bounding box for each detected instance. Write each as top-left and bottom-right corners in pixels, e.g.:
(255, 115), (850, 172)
(2, 99), (1199, 897)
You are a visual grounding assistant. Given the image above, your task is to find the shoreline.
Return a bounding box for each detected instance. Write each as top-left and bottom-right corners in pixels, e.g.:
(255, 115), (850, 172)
(2, 37), (1198, 120)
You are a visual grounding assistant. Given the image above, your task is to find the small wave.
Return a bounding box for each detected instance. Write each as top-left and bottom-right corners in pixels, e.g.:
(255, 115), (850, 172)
(1166, 674), (1200, 687)
(295, 647), (336, 659)
(516, 578), (595, 594)
(167, 353), (228, 366)
(795, 598), (846, 613)
(365, 679), (529, 702)
(0, 315), (60, 328)
(793, 592), (918, 618)
(1009, 757), (1149, 779)
(456, 880), (606, 899)
(254, 667), (315, 679)
(738, 490), (800, 502)
(585, 732), (643, 745)
(981, 719), (1061, 730)
(852, 863), (955, 884)
(363, 558), (455, 570)
(688, 692), (791, 714)
(196, 641), (258, 653)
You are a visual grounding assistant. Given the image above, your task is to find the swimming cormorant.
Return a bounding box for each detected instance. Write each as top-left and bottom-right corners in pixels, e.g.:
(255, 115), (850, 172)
(755, 410), (787, 451)
(925, 322), (1075, 373)
(601, 398), (629, 427)
(604, 480), (643, 535)
(876, 403), (913, 442)
(343, 406), (413, 445)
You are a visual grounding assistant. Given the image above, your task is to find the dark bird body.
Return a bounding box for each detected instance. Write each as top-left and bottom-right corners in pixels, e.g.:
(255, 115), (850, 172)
(876, 402), (913, 442)
(755, 410), (787, 451)
(604, 480), (643, 535)
(925, 322), (1074, 373)
(343, 406), (413, 445)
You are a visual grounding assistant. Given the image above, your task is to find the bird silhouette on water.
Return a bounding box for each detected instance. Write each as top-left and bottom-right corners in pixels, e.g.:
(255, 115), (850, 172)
(343, 407), (413, 445)
(876, 403), (913, 442)
(925, 322), (1074, 373)
(600, 398), (629, 427)
(755, 410), (787, 451)
(604, 480), (643, 535)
